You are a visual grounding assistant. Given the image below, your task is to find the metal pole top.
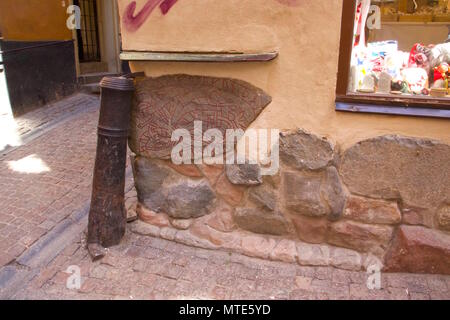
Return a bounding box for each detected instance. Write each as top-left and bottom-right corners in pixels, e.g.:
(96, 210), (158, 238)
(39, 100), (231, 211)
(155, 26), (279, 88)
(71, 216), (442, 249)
(100, 76), (135, 91)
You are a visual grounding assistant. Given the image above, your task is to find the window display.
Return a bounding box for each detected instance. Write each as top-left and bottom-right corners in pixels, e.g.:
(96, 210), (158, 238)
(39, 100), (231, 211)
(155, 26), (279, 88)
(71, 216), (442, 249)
(349, 0), (450, 99)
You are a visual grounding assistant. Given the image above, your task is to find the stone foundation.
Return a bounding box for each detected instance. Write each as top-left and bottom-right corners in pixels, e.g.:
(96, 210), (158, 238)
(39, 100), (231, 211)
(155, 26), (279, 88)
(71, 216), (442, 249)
(128, 75), (450, 274)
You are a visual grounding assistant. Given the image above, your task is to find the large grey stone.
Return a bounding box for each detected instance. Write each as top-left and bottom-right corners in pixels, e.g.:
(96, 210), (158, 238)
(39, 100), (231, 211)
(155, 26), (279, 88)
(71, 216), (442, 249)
(322, 167), (346, 221)
(283, 168), (346, 219)
(340, 135), (450, 225)
(129, 75), (272, 159)
(280, 129), (335, 170)
(226, 164), (262, 186)
(132, 157), (216, 219)
(283, 171), (326, 217)
(166, 180), (216, 219)
(248, 184), (277, 211)
(234, 208), (290, 236)
(133, 157), (170, 212)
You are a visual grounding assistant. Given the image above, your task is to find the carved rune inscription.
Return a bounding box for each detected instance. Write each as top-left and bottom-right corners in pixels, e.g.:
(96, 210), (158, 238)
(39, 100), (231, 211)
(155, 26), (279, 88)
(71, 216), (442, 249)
(129, 74), (272, 159)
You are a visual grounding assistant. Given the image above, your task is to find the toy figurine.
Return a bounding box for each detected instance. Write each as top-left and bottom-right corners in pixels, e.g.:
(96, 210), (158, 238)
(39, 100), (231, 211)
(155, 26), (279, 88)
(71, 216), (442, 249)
(433, 62), (449, 90)
(391, 80), (410, 94)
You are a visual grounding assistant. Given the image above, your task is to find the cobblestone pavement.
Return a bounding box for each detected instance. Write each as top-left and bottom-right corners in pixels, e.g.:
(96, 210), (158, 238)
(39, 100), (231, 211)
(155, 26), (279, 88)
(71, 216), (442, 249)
(0, 94), (99, 153)
(1, 94), (450, 300)
(12, 230), (450, 300)
(6, 94), (98, 139)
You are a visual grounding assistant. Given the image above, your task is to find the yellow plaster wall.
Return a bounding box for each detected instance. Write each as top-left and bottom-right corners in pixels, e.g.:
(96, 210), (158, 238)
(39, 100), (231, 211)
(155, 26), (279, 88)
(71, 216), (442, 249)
(119, 0), (449, 148)
(0, 0), (72, 41)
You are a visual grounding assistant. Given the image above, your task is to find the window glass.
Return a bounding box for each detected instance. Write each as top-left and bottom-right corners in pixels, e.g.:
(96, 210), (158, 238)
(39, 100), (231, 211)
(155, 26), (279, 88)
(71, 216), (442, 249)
(349, 0), (450, 99)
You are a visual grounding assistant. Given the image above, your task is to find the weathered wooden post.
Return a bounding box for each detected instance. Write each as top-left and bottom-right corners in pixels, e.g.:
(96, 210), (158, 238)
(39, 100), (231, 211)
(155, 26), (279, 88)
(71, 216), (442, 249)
(87, 76), (135, 252)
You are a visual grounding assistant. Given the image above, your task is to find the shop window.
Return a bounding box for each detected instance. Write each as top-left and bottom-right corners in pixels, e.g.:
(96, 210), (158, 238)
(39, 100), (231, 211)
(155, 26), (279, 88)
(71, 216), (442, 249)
(336, 0), (450, 118)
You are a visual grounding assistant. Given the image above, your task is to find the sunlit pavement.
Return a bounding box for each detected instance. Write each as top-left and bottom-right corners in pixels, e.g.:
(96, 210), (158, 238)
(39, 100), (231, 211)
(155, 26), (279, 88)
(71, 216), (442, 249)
(0, 93), (448, 300)
(0, 64), (21, 152)
(0, 94), (99, 268)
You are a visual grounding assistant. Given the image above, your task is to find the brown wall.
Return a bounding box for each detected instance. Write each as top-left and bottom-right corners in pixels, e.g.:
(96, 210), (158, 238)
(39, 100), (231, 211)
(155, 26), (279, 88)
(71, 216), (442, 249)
(0, 0), (72, 41)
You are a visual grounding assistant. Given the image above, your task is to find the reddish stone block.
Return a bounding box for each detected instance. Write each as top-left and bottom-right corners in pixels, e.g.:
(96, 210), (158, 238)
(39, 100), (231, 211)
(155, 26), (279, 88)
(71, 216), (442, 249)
(344, 196), (401, 225)
(206, 201), (237, 233)
(166, 161), (203, 178)
(190, 222), (241, 249)
(137, 204), (170, 227)
(292, 215), (328, 244)
(402, 207), (429, 227)
(269, 239), (297, 263)
(384, 226), (450, 275)
(215, 173), (245, 206)
(198, 164), (224, 187)
(240, 235), (277, 260)
(328, 220), (393, 255)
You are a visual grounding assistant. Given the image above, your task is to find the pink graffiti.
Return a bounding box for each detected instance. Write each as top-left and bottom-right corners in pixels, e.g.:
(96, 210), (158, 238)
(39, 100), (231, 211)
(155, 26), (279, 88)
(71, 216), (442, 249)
(123, 0), (179, 32)
(275, 0), (301, 6)
(123, 0), (300, 32)
(159, 0), (179, 14)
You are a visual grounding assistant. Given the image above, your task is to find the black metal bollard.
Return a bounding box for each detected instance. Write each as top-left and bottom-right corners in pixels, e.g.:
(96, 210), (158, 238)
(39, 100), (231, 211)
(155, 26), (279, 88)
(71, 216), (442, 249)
(87, 76), (135, 248)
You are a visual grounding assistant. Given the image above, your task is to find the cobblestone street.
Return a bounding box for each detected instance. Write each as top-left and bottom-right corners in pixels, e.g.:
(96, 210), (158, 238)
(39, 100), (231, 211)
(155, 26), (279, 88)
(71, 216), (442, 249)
(12, 230), (450, 300)
(0, 94), (449, 300)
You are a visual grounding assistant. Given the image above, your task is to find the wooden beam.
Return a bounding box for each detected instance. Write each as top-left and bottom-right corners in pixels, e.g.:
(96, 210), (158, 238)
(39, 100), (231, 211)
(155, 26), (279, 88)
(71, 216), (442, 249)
(336, 0), (357, 96)
(120, 51), (278, 62)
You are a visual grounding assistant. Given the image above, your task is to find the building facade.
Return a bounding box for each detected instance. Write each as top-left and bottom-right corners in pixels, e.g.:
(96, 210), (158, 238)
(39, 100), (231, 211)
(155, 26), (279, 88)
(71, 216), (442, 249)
(118, 0), (450, 274)
(0, 0), (122, 115)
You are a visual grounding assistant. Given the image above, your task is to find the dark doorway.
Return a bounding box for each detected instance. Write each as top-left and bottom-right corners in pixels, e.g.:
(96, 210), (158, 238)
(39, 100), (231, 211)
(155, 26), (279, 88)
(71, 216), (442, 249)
(74, 0), (101, 63)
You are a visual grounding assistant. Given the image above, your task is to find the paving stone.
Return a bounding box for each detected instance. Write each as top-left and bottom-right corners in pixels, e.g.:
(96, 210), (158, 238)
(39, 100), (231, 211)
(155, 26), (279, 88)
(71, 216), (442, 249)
(157, 263), (184, 280)
(210, 285), (232, 300)
(409, 292), (430, 300)
(427, 277), (448, 292)
(295, 276), (313, 290)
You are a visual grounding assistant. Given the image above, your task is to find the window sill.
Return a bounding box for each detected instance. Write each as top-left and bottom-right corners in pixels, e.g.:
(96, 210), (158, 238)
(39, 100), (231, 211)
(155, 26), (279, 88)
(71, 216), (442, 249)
(120, 51), (278, 63)
(337, 93), (450, 109)
(336, 102), (450, 119)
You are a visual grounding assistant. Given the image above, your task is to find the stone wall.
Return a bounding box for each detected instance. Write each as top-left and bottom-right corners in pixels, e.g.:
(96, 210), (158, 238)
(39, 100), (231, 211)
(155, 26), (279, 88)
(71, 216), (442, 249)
(129, 76), (450, 275)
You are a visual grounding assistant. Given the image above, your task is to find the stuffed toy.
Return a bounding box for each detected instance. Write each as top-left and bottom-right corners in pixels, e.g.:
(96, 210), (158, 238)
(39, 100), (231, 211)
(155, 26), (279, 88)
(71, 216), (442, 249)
(410, 44), (431, 74)
(418, 42), (450, 70)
